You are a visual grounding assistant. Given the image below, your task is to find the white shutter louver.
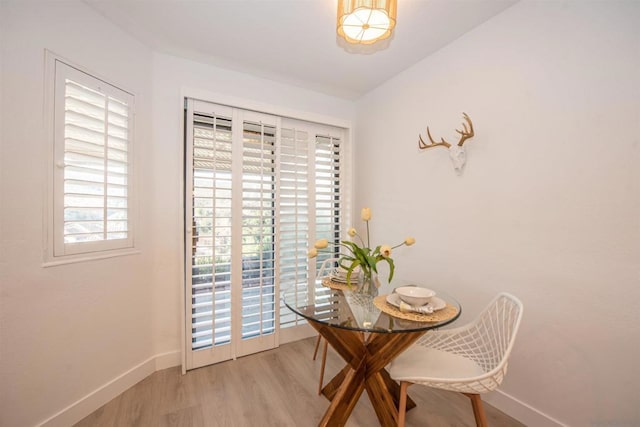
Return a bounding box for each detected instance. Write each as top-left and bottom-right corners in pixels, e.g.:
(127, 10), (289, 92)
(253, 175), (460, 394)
(315, 134), (343, 272)
(184, 100), (348, 369)
(53, 60), (134, 257)
(240, 120), (276, 339)
(190, 111), (234, 350)
(278, 126), (345, 329)
(278, 127), (310, 329)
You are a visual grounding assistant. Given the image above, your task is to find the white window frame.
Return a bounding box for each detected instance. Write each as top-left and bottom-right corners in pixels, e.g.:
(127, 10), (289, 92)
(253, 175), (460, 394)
(180, 90), (353, 372)
(44, 53), (138, 265)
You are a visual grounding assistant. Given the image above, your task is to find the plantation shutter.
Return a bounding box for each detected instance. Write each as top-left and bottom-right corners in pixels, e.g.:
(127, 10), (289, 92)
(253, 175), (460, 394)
(278, 123), (346, 333)
(311, 132), (345, 320)
(188, 103), (234, 360)
(185, 99), (348, 369)
(54, 61), (134, 256)
(278, 127), (311, 329)
(314, 133), (343, 270)
(239, 117), (277, 345)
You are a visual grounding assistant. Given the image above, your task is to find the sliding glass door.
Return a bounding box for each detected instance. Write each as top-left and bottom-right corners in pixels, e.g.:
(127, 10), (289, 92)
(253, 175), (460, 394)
(184, 99), (348, 370)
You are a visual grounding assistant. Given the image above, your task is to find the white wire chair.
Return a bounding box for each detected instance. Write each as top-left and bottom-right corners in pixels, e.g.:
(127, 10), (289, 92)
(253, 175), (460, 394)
(389, 292), (524, 427)
(312, 257), (339, 395)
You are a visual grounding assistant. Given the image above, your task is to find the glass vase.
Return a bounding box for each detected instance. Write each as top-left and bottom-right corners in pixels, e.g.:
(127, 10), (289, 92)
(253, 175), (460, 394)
(357, 270), (380, 297)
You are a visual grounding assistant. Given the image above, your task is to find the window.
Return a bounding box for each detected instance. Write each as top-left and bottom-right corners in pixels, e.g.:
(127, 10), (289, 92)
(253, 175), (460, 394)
(240, 120), (277, 340)
(278, 124), (346, 331)
(50, 59), (135, 259)
(185, 99), (349, 369)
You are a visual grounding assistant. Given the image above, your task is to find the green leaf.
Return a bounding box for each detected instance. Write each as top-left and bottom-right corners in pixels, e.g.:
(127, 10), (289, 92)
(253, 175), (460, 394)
(366, 255), (379, 273)
(346, 259), (361, 287)
(353, 249), (368, 267)
(384, 257), (395, 283)
(338, 256), (354, 270)
(340, 240), (357, 251)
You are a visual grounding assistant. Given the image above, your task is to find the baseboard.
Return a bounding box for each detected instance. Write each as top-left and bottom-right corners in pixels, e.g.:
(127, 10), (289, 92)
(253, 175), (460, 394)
(36, 348), (562, 427)
(279, 324), (316, 345)
(38, 351), (181, 427)
(484, 389), (568, 427)
(154, 350), (181, 371)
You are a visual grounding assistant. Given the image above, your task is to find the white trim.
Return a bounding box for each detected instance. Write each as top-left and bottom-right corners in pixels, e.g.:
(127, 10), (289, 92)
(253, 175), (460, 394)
(41, 248), (141, 268)
(43, 50), (137, 97)
(180, 97), (187, 375)
(43, 50), (138, 264)
(43, 50), (57, 265)
(183, 99), (193, 372)
(230, 107), (243, 359)
(179, 88), (353, 373)
(484, 388), (567, 427)
(33, 342), (559, 427)
(273, 117), (283, 344)
(279, 324), (316, 345)
(37, 351), (180, 427)
(182, 86), (351, 130)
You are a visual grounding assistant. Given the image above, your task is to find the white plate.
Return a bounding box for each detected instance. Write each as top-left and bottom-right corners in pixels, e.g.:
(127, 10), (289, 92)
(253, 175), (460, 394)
(386, 293), (446, 311)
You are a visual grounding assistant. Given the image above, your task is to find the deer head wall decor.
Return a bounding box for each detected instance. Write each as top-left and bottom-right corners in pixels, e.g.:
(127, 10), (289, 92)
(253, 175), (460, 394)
(418, 113), (475, 174)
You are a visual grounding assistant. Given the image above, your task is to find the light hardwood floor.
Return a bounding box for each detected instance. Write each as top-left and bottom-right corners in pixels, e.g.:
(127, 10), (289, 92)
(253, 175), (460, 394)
(76, 337), (525, 427)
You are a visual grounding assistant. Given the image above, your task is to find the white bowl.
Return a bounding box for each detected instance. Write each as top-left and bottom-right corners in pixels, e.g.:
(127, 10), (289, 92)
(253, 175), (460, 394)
(395, 286), (436, 306)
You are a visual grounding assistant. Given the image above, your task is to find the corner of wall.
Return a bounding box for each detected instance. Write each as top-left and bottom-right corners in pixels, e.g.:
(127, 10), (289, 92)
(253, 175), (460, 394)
(38, 352), (181, 427)
(485, 390), (567, 427)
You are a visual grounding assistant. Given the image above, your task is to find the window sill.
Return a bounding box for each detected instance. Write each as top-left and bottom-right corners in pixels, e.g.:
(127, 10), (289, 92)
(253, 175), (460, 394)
(42, 249), (141, 268)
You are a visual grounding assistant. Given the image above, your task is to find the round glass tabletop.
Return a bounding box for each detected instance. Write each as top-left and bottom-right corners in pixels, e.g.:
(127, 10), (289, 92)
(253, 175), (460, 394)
(282, 283), (461, 334)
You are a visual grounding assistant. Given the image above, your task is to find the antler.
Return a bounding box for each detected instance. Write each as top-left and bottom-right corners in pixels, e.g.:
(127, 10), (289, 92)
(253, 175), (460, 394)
(418, 127), (451, 150)
(418, 113), (474, 150)
(455, 113), (474, 146)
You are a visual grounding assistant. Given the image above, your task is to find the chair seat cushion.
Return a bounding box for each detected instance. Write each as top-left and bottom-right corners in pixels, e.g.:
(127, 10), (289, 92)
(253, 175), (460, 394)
(390, 346), (486, 383)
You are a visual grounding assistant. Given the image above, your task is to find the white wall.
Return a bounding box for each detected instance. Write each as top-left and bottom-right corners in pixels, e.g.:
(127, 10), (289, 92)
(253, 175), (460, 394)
(0, 2), (156, 426)
(3, 0), (638, 425)
(149, 53), (355, 357)
(0, 2), (355, 425)
(355, 1), (640, 425)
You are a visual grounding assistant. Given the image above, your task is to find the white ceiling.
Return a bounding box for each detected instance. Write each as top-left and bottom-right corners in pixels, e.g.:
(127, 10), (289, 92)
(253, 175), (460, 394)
(86, 0), (517, 100)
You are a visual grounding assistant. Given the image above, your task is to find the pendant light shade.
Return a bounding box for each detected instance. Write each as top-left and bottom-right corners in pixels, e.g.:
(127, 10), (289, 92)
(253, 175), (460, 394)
(337, 0), (397, 45)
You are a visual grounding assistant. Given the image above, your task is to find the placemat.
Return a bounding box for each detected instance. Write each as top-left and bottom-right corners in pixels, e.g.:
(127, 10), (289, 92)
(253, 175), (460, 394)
(373, 294), (459, 322)
(321, 277), (356, 291)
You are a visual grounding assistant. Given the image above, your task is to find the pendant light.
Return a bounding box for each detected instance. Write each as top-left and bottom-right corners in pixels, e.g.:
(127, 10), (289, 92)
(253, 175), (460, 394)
(337, 0), (397, 45)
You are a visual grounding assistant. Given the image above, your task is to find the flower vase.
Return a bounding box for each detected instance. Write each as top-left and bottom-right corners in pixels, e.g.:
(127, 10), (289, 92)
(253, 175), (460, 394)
(357, 271), (380, 297)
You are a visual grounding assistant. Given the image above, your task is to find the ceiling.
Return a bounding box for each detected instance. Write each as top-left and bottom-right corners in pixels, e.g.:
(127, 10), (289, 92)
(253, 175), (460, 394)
(86, 0), (517, 100)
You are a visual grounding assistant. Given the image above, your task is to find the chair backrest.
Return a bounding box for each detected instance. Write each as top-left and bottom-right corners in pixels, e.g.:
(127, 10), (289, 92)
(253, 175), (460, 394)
(423, 293), (523, 373)
(413, 292), (523, 393)
(317, 257), (339, 278)
(468, 293), (523, 374)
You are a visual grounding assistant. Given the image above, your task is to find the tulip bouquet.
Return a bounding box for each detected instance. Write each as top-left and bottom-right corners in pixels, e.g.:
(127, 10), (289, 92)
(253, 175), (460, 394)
(308, 207), (415, 290)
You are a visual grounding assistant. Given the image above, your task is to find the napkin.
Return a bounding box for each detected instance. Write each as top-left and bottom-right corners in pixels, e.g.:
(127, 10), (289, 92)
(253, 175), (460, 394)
(398, 300), (435, 314)
(333, 266), (361, 277)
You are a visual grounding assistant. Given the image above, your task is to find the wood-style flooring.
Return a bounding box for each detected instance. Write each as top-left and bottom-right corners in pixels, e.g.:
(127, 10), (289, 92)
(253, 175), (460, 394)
(75, 337), (525, 427)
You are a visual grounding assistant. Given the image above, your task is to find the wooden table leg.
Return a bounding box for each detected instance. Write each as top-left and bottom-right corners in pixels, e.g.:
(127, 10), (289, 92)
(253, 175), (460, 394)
(321, 365), (349, 401)
(308, 319), (425, 426)
(318, 356), (367, 426)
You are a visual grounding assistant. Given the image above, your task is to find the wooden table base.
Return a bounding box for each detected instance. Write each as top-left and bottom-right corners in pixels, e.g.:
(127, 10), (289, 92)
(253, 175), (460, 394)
(309, 319), (425, 427)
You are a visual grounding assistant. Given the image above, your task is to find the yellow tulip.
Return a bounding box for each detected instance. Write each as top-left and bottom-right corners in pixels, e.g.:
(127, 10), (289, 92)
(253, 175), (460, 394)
(405, 237), (416, 246)
(380, 245), (392, 258)
(307, 248), (318, 258)
(314, 239), (328, 249)
(361, 207), (371, 221)
(348, 228), (357, 237)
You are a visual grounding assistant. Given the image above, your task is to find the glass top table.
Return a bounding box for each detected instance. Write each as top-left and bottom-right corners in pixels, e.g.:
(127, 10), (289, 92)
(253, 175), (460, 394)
(282, 283), (462, 426)
(282, 283), (461, 333)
